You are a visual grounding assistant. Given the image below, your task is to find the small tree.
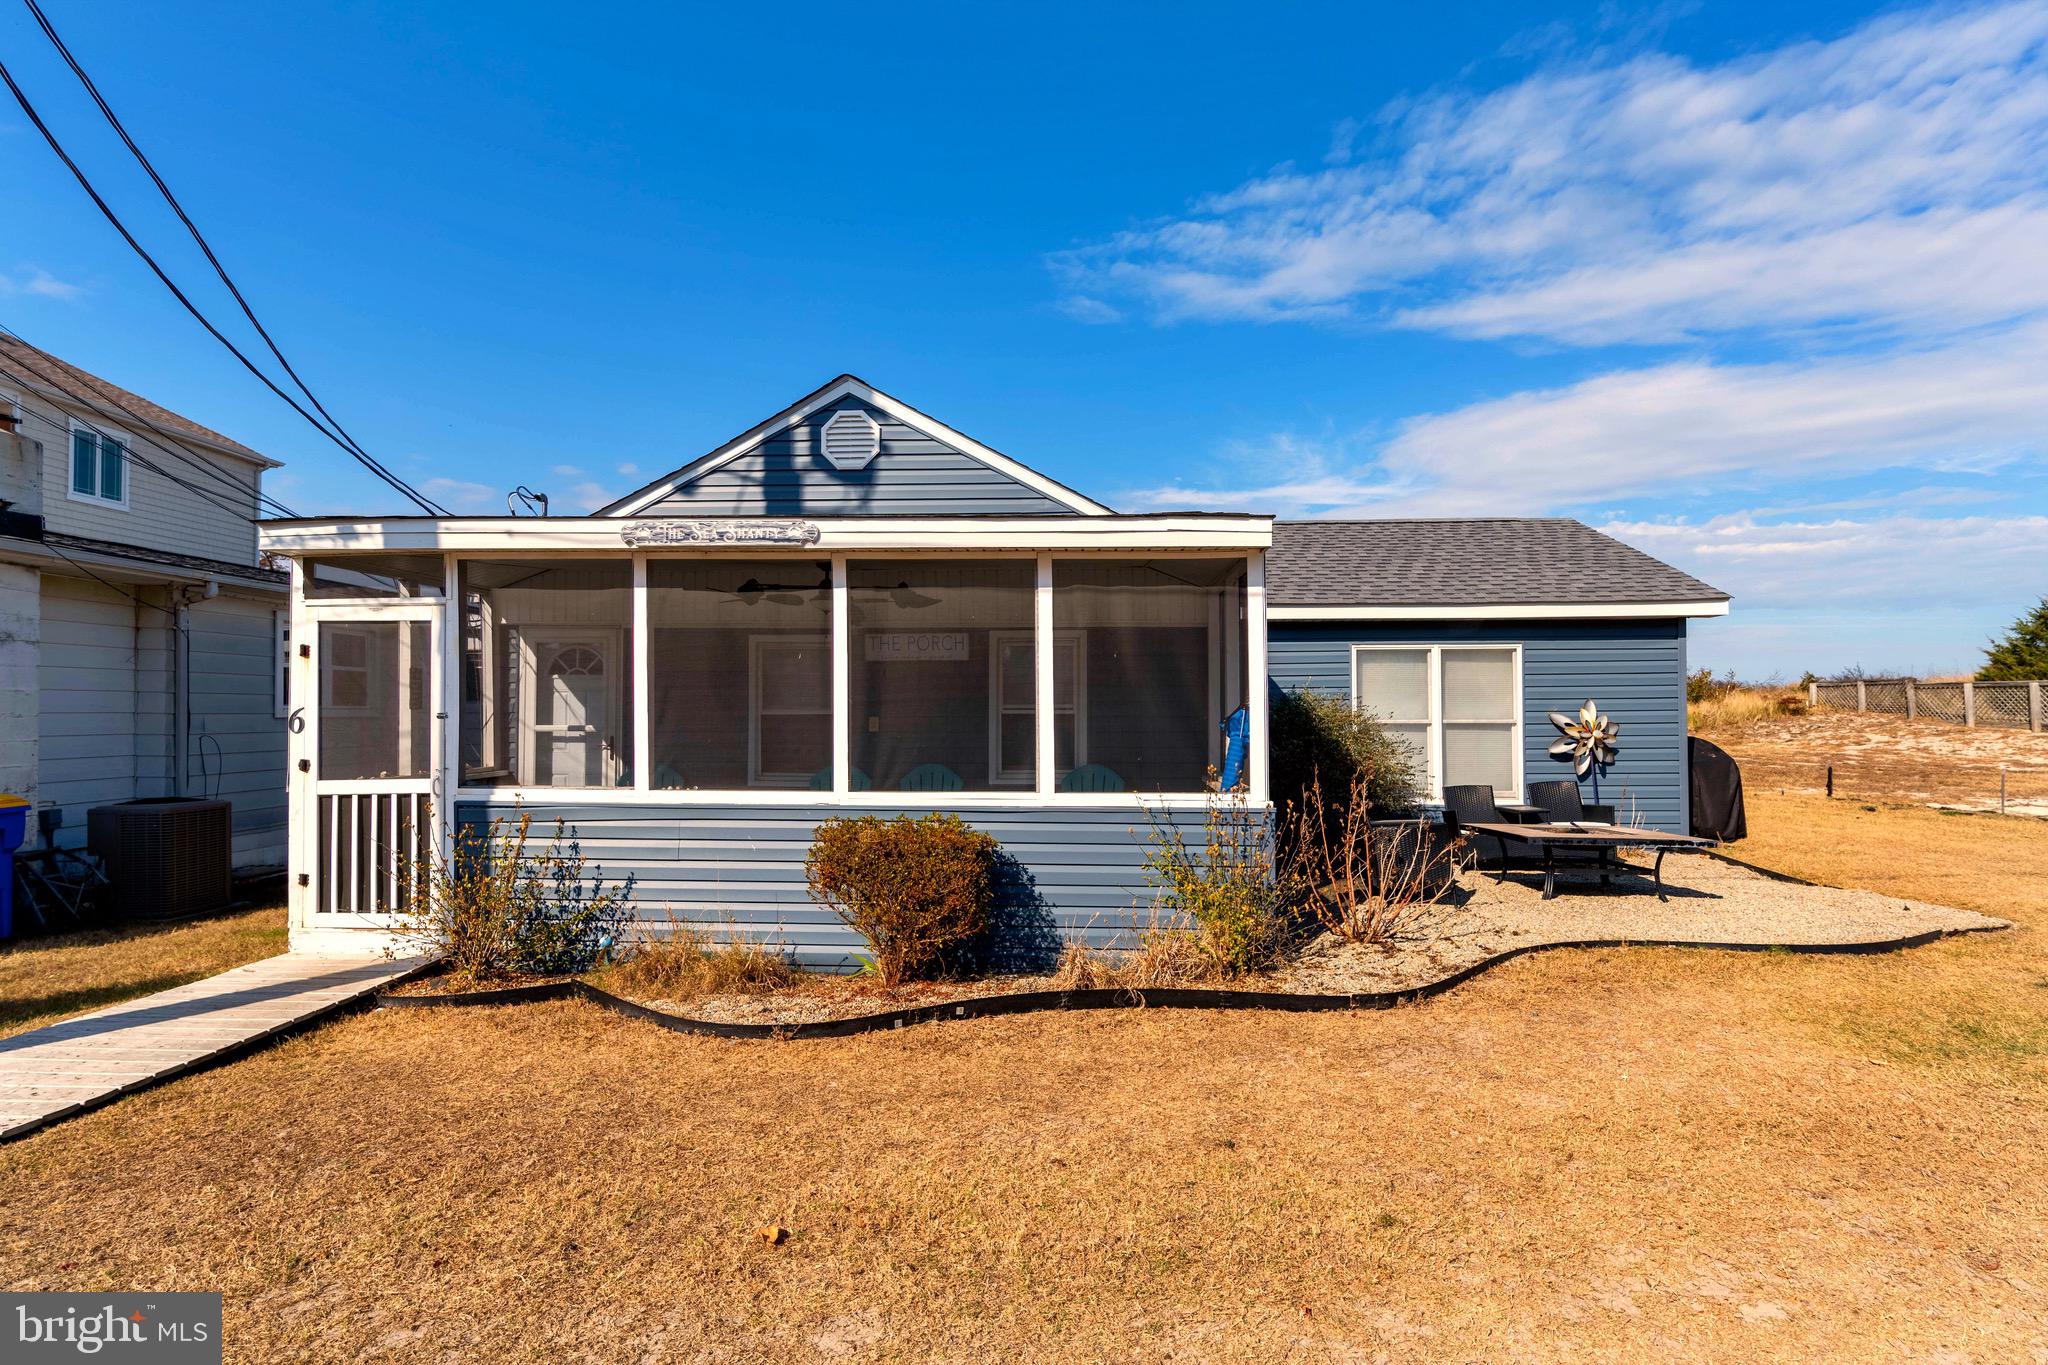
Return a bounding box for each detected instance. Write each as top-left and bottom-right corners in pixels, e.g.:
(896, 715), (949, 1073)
(1270, 689), (1421, 836)
(1980, 597), (2048, 681)
(393, 811), (635, 983)
(805, 814), (997, 987)
(1282, 768), (1459, 945)
(1143, 782), (1292, 976)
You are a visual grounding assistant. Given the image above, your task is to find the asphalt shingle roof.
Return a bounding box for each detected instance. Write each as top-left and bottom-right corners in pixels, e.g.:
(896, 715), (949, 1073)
(1268, 519), (1727, 608)
(0, 337), (272, 465)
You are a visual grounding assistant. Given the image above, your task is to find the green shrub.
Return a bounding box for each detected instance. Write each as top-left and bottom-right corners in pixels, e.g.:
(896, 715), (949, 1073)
(1270, 689), (1420, 826)
(1143, 785), (1292, 976)
(392, 811), (635, 983)
(804, 814), (998, 987)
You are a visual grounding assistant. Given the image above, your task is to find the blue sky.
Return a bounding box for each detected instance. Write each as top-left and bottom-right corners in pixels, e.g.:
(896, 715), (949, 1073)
(2, 0), (2042, 678)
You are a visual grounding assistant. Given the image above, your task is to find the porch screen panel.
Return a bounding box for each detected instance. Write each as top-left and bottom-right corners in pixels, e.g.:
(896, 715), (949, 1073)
(460, 559), (633, 788)
(647, 559), (833, 789)
(305, 553), (447, 600)
(1052, 558), (1248, 794)
(849, 559), (1034, 792)
(318, 621), (431, 779)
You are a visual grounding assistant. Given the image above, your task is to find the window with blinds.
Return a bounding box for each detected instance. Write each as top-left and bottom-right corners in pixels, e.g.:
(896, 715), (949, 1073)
(1352, 644), (1520, 798)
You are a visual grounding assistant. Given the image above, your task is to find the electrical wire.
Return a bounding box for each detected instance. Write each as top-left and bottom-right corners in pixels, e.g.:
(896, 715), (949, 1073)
(22, 0), (388, 506)
(0, 51), (448, 514)
(0, 376), (272, 525)
(0, 331), (299, 519)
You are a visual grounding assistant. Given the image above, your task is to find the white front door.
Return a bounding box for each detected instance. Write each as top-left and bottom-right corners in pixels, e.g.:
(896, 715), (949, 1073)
(519, 630), (622, 787)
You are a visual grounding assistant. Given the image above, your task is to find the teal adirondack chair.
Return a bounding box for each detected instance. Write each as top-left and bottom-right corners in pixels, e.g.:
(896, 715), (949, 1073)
(808, 768), (872, 791)
(898, 763), (963, 792)
(1058, 763), (1126, 793)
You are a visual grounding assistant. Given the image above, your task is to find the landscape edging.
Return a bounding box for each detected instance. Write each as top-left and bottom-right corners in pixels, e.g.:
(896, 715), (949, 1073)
(375, 924), (2007, 1041)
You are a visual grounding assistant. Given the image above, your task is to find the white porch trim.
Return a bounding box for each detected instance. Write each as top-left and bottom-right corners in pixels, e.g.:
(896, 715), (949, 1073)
(1270, 599), (1728, 621)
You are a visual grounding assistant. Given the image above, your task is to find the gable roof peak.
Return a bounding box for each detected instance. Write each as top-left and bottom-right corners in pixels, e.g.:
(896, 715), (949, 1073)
(601, 375), (1112, 517)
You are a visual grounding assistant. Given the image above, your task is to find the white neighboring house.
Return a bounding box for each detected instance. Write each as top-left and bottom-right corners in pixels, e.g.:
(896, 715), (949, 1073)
(0, 338), (289, 869)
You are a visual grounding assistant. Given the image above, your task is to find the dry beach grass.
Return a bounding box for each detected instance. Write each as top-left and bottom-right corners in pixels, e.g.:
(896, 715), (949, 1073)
(2, 792), (2045, 1360)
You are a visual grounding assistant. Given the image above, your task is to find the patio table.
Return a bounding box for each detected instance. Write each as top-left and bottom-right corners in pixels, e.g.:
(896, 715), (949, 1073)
(1494, 802), (1546, 823)
(1460, 822), (1718, 901)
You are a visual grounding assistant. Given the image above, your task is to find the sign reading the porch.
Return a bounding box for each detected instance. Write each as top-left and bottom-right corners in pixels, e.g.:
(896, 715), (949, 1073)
(864, 632), (970, 662)
(619, 518), (822, 548)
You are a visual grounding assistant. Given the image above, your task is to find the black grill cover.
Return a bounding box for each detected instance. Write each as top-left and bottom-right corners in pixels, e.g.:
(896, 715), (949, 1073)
(1688, 736), (1747, 842)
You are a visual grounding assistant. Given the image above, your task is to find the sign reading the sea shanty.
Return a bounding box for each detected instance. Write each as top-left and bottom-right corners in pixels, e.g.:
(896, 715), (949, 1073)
(619, 518), (822, 548)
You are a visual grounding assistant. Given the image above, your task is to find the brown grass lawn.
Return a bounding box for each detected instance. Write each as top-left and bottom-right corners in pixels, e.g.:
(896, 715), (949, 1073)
(0, 904), (287, 1040)
(1, 801), (2045, 1362)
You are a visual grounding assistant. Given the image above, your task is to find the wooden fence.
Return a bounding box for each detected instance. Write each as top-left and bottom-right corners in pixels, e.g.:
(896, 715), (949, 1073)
(1810, 678), (2045, 731)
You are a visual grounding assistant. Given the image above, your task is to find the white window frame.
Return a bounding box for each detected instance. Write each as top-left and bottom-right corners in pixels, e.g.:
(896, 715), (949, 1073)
(320, 625), (375, 714)
(988, 628), (1084, 787)
(274, 610), (292, 718)
(748, 633), (833, 788)
(1350, 642), (1522, 802)
(67, 419), (131, 509)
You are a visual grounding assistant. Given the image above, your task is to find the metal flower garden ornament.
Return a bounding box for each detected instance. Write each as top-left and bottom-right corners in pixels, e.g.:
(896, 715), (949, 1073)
(1549, 699), (1621, 803)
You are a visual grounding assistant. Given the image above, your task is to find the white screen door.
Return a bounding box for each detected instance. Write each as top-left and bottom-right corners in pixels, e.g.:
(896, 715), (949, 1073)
(304, 603), (440, 921)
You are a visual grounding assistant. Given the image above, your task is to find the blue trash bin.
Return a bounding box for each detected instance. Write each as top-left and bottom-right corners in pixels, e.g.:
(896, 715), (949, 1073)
(0, 795), (27, 940)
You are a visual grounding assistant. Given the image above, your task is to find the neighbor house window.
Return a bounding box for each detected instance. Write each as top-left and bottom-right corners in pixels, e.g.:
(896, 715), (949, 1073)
(1352, 644), (1521, 798)
(1051, 558), (1248, 794)
(274, 610), (291, 719)
(461, 559), (634, 789)
(69, 425), (127, 506)
(646, 559), (834, 790)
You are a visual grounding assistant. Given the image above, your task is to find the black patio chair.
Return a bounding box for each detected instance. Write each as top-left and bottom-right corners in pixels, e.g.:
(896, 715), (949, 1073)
(1525, 780), (1617, 826)
(1440, 784), (1511, 871)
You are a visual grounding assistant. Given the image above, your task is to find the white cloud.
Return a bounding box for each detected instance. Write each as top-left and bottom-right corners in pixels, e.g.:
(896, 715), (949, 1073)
(417, 476), (501, 514)
(1060, 2), (2048, 343)
(1602, 511), (2048, 612)
(1119, 326), (2048, 517)
(0, 266), (83, 301)
(616, 461), (641, 477)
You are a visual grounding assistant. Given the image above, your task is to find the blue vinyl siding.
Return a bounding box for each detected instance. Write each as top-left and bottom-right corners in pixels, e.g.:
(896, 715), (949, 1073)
(456, 800), (1200, 970)
(1269, 619), (1690, 832)
(639, 398), (1082, 517)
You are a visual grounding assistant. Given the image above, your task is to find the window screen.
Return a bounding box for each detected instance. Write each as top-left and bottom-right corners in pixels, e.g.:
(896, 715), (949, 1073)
(461, 559), (633, 788)
(1052, 558), (1247, 794)
(849, 559), (1034, 793)
(647, 559), (833, 790)
(318, 621), (431, 780)
(305, 554), (448, 600)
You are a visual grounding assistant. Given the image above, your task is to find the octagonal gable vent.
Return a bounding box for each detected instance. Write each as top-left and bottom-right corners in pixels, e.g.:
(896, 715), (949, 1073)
(819, 408), (881, 471)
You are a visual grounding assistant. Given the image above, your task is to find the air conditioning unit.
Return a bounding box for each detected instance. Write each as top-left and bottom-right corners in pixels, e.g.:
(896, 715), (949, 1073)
(87, 798), (233, 920)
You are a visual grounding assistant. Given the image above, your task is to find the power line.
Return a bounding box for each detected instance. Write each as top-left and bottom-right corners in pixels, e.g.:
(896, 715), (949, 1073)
(22, 0), (397, 508)
(0, 328), (299, 518)
(0, 369), (273, 524)
(0, 50), (447, 514)
(0, 325), (299, 517)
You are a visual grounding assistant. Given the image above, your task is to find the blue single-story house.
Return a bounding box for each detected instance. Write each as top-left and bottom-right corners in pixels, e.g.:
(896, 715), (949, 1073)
(259, 377), (1727, 961)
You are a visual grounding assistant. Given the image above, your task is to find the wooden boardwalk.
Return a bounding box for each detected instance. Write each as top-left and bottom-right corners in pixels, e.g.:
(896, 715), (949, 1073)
(0, 953), (428, 1141)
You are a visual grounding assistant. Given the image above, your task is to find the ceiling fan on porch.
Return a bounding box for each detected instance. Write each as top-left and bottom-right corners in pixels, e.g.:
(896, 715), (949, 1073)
(726, 564), (830, 609)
